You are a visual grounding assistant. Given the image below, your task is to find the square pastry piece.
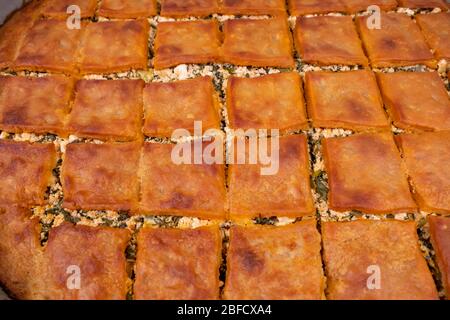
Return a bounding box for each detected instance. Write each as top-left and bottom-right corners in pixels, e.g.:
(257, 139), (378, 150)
(227, 72), (308, 132)
(160, 0), (219, 17)
(0, 141), (56, 206)
(322, 132), (416, 214)
(305, 70), (389, 130)
(397, 0), (448, 9)
(229, 135), (314, 220)
(416, 13), (450, 61)
(341, 0), (398, 13)
(62, 142), (141, 211)
(356, 13), (435, 68)
(143, 77), (220, 138)
(224, 221), (324, 300)
(428, 216), (450, 297)
(68, 79), (144, 141)
(322, 220), (438, 300)
(221, 0), (287, 16)
(295, 16), (368, 66)
(41, 0), (98, 18)
(78, 20), (149, 74)
(43, 223), (130, 300)
(0, 76), (73, 135)
(222, 18), (294, 68)
(135, 226), (221, 300)
(288, 0), (345, 15)
(154, 20), (221, 69)
(139, 142), (226, 220)
(376, 72), (450, 131)
(397, 132), (450, 214)
(98, 0), (157, 18)
(14, 19), (84, 73)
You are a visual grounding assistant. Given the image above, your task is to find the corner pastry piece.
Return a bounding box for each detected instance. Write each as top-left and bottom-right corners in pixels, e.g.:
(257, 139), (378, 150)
(428, 216), (450, 298)
(220, 0), (287, 16)
(356, 13), (435, 68)
(322, 220), (438, 300)
(41, 0), (98, 18)
(160, 0), (219, 17)
(99, 0), (157, 18)
(62, 142), (141, 211)
(229, 135), (314, 220)
(143, 77), (220, 138)
(67, 79), (144, 141)
(153, 20), (221, 69)
(322, 132), (416, 214)
(14, 19), (84, 73)
(0, 76), (73, 135)
(43, 223), (130, 300)
(416, 13), (450, 61)
(224, 221), (324, 300)
(376, 72), (450, 131)
(226, 72), (308, 132)
(139, 142), (226, 220)
(222, 18), (294, 68)
(0, 141), (56, 206)
(305, 70), (389, 130)
(288, 0), (345, 15)
(0, 206), (43, 300)
(294, 16), (368, 66)
(78, 20), (149, 74)
(397, 132), (450, 214)
(397, 0), (448, 9)
(135, 226), (221, 300)
(0, 0), (42, 69)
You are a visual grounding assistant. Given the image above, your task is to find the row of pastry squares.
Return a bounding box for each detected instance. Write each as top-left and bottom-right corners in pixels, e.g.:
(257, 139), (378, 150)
(0, 69), (448, 139)
(17, 0), (450, 18)
(1, 205), (449, 299)
(1, 8), (449, 72)
(0, 129), (449, 219)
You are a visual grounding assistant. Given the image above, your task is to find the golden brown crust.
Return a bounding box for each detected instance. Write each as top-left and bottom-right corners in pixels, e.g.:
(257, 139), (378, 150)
(397, 0), (448, 9)
(229, 135), (315, 220)
(154, 20), (221, 69)
(416, 13), (450, 61)
(224, 221), (324, 300)
(143, 77), (221, 138)
(160, 0), (219, 17)
(98, 0), (157, 18)
(222, 18), (295, 68)
(14, 19), (84, 73)
(356, 13), (436, 68)
(41, 0), (98, 18)
(139, 142), (226, 219)
(43, 223), (130, 300)
(0, 76), (73, 135)
(342, 0), (398, 13)
(62, 142), (141, 211)
(67, 79), (144, 141)
(0, 206), (43, 300)
(227, 72), (308, 132)
(322, 220), (438, 300)
(295, 16), (368, 66)
(322, 132), (417, 214)
(135, 226), (221, 300)
(220, 0), (287, 16)
(288, 0), (345, 15)
(376, 72), (450, 131)
(0, 1), (42, 69)
(305, 70), (389, 130)
(0, 141), (56, 206)
(428, 215), (450, 298)
(78, 20), (149, 74)
(396, 132), (450, 214)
